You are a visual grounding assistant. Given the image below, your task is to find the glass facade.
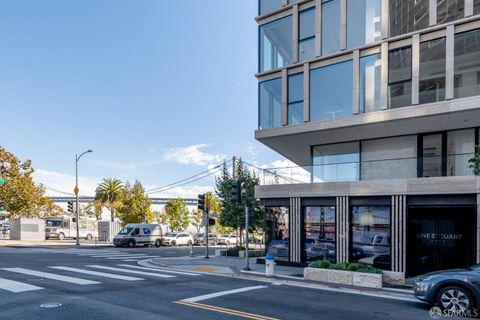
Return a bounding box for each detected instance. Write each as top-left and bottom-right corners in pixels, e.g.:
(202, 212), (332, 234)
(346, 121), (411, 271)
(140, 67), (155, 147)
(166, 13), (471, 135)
(351, 206), (391, 270)
(447, 129), (475, 176)
(288, 73), (304, 125)
(360, 54), (381, 113)
(437, 0), (465, 24)
(419, 38), (446, 104)
(304, 206), (336, 263)
(265, 206), (289, 261)
(389, 0), (429, 37)
(312, 142), (360, 182)
(454, 29), (480, 98)
(322, 0), (341, 55)
(259, 16), (293, 72)
(475, 0), (480, 14)
(259, 0), (284, 15)
(310, 60), (353, 121)
(421, 134), (443, 177)
(389, 46), (412, 108)
(299, 8), (315, 62)
(259, 78), (282, 129)
(347, 0), (381, 49)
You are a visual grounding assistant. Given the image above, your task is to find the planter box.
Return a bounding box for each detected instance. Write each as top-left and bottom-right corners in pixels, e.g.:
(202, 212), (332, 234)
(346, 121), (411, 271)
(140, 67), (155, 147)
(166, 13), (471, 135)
(304, 267), (382, 288)
(238, 250), (265, 258)
(215, 249), (228, 257)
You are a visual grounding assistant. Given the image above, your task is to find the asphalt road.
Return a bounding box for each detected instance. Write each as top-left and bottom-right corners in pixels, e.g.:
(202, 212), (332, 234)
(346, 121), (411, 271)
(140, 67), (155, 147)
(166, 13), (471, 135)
(0, 246), (435, 320)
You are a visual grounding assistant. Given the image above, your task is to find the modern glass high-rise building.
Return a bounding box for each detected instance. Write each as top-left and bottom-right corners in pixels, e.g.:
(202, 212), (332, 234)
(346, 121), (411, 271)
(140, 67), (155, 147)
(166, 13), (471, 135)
(255, 0), (480, 280)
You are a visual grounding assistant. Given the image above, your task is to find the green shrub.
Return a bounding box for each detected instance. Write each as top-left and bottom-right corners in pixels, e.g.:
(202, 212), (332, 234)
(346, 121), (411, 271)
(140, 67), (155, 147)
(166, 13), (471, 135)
(346, 263), (363, 272)
(309, 259), (331, 269)
(330, 262), (348, 270)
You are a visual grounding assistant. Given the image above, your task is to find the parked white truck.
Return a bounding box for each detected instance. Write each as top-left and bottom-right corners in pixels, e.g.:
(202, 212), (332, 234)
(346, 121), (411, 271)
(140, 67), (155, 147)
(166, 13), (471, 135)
(45, 216), (98, 240)
(113, 223), (163, 248)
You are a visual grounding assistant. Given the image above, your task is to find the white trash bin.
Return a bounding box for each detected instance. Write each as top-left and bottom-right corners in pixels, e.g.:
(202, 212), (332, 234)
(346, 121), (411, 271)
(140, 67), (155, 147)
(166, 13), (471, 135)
(265, 254), (276, 277)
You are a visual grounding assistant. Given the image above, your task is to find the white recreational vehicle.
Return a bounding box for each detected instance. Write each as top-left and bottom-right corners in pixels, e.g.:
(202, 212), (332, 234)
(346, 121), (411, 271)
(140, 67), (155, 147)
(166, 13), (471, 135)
(45, 216), (98, 240)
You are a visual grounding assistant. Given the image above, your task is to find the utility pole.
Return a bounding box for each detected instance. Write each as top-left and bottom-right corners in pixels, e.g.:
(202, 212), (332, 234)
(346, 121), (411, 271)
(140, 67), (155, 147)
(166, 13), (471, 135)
(205, 207), (209, 259)
(244, 204), (250, 270)
(75, 150), (93, 246)
(232, 156), (236, 180)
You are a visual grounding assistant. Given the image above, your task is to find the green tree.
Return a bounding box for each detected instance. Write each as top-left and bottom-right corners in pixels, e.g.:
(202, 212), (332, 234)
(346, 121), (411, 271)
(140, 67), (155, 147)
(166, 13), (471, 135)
(469, 145), (480, 175)
(163, 198), (190, 232)
(116, 181), (154, 225)
(0, 147), (62, 219)
(95, 178), (124, 222)
(190, 208), (203, 234)
(205, 191), (221, 213)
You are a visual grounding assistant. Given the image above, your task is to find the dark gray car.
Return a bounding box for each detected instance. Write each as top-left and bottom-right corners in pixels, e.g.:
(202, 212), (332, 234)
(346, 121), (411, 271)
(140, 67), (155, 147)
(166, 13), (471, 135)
(413, 264), (480, 315)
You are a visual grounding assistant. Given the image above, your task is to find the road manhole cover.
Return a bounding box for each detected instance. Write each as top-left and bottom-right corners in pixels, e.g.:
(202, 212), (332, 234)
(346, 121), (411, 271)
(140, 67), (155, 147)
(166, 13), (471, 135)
(40, 303), (62, 309)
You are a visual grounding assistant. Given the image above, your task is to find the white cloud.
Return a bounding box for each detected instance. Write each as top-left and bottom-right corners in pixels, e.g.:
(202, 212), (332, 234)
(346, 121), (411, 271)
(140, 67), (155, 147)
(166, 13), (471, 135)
(252, 159), (311, 185)
(163, 143), (225, 166)
(33, 169), (100, 197)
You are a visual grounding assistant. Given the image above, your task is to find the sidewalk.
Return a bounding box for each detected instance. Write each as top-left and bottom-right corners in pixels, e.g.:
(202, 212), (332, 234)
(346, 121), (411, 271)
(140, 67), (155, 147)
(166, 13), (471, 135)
(0, 239), (112, 247)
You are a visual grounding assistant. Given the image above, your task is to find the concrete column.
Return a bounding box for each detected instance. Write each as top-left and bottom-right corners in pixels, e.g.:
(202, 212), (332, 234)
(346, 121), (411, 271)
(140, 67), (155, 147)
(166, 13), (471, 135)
(429, 0), (437, 26)
(353, 50), (360, 114)
(303, 63), (310, 122)
(381, 0), (389, 39)
(293, 4), (299, 63)
(380, 42), (389, 110)
(315, 0), (322, 57)
(412, 34), (420, 105)
(282, 69), (288, 126)
(340, 0), (347, 50)
(445, 25), (455, 100)
(466, 0), (474, 17)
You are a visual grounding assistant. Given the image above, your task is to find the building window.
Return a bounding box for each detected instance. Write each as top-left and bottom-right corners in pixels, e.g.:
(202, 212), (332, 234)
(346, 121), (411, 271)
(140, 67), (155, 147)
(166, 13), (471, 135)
(351, 206), (391, 270)
(454, 29), (480, 99)
(259, 16), (293, 72)
(388, 46), (412, 109)
(347, 0), (381, 49)
(312, 142), (360, 182)
(266, 206), (289, 261)
(361, 135), (417, 180)
(299, 8), (315, 62)
(259, 78), (282, 129)
(310, 60), (353, 121)
(322, 0), (341, 55)
(288, 73), (304, 125)
(389, 0), (429, 37)
(304, 206), (336, 263)
(259, 0), (285, 15)
(419, 38), (446, 104)
(437, 0), (465, 24)
(475, 0), (480, 15)
(447, 129), (475, 176)
(420, 134), (443, 177)
(360, 54), (381, 113)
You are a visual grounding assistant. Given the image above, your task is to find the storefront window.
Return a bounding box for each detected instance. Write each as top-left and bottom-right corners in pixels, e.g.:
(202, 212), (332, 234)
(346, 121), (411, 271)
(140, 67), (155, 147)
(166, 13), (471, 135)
(351, 206), (391, 270)
(322, 0), (340, 55)
(347, 0), (381, 49)
(454, 29), (480, 99)
(299, 8), (315, 62)
(259, 78), (282, 129)
(389, 46), (412, 108)
(265, 206), (290, 261)
(419, 38), (446, 104)
(389, 0), (429, 37)
(437, 0), (465, 24)
(447, 129), (475, 176)
(259, 16), (293, 72)
(360, 54), (381, 113)
(312, 142), (360, 182)
(288, 73), (304, 125)
(304, 206), (336, 263)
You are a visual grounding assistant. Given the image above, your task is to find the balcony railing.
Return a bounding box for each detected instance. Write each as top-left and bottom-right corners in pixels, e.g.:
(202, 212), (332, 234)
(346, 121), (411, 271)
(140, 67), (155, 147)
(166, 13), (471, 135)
(253, 154), (475, 186)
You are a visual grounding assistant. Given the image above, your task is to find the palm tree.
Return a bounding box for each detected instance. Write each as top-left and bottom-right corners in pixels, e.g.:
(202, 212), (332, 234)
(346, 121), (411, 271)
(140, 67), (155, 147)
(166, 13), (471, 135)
(95, 178), (124, 222)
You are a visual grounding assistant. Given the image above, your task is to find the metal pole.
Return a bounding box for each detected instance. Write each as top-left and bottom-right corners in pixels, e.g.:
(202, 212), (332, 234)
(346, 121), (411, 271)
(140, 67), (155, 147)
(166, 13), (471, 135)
(205, 207), (209, 259)
(232, 156), (236, 180)
(75, 155), (80, 246)
(244, 205), (250, 270)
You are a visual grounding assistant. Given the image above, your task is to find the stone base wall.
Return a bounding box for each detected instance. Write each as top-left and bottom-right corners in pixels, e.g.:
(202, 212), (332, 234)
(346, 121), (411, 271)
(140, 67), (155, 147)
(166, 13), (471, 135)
(304, 267), (383, 288)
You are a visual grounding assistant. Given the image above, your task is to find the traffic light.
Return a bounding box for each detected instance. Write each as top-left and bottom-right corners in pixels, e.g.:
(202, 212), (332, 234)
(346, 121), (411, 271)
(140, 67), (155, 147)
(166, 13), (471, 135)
(231, 180), (241, 205)
(208, 218), (215, 226)
(67, 201), (74, 213)
(197, 194), (205, 211)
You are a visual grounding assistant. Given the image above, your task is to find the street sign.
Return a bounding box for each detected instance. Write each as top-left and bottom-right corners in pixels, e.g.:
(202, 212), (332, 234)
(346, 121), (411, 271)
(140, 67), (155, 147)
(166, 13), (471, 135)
(0, 178), (4, 185)
(73, 185), (79, 195)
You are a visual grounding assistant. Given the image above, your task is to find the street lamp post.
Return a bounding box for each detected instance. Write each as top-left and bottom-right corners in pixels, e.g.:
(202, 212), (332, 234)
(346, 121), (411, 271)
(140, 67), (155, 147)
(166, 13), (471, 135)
(75, 150), (92, 246)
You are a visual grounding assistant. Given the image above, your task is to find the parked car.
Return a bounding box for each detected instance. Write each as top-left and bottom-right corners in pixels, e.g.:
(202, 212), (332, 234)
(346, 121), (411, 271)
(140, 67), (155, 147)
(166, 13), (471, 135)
(217, 234), (238, 245)
(194, 233), (219, 245)
(113, 223), (163, 248)
(163, 232), (194, 246)
(413, 264), (480, 314)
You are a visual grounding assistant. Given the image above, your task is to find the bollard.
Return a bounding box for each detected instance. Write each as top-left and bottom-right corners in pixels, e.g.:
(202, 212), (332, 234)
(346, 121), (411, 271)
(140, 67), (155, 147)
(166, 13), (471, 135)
(265, 253), (276, 277)
(189, 243), (194, 257)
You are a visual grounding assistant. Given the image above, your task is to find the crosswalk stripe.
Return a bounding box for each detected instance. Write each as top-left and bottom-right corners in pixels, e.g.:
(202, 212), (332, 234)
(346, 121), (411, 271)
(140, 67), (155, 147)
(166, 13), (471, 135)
(76, 252), (124, 256)
(105, 256), (159, 260)
(0, 277), (43, 293)
(90, 254), (149, 258)
(49, 266), (144, 281)
(87, 265), (176, 278)
(118, 264), (200, 276)
(2, 268), (101, 285)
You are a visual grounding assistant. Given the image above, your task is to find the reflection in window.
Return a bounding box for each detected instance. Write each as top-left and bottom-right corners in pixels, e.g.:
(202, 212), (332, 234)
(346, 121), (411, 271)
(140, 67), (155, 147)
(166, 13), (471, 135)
(259, 78), (282, 129)
(259, 0), (284, 15)
(351, 206), (391, 270)
(447, 129), (475, 176)
(288, 73), (304, 125)
(360, 54), (381, 113)
(310, 60), (353, 121)
(312, 142), (360, 182)
(389, 0), (429, 37)
(259, 16), (293, 72)
(421, 134), (443, 177)
(347, 0), (381, 49)
(419, 38), (446, 104)
(266, 206), (289, 261)
(389, 46), (412, 108)
(437, 0), (464, 24)
(454, 29), (480, 98)
(304, 206), (336, 263)
(322, 0), (340, 55)
(299, 8), (315, 62)
(475, 0), (480, 14)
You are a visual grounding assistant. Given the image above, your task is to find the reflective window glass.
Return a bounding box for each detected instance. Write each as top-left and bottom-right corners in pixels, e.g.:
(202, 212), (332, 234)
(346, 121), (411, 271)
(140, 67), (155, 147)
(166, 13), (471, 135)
(475, 0), (480, 14)
(259, 78), (282, 129)
(419, 38), (446, 104)
(389, 46), (412, 108)
(447, 129), (475, 176)
(421, 134), (443, 177)
(312, 142), (360, 182)
(360, 54), (381, 113)
(347, 0), (381, 49)
(288, 73), (304, 125)
(310, 60), (353, 121)
(322, 0), (340, 55)
(304, 206), (336, 263)
(437, 0), (465, 24)
(259, 0), (284, 15)
(259, 16), (293, 72)
(266, 207), (290, 261)
(454, 29), (480, 98)
(389, 0), (429, 37)
(299, 8), (315, 62)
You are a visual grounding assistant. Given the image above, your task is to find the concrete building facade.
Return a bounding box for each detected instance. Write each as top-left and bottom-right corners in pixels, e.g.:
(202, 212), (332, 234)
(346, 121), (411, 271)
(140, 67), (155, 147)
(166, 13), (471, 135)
(255, 0), (480, 277)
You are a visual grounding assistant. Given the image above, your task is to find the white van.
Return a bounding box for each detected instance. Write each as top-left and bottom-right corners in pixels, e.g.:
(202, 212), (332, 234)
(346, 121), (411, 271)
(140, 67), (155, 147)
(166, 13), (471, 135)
(113, 223), (163, 248)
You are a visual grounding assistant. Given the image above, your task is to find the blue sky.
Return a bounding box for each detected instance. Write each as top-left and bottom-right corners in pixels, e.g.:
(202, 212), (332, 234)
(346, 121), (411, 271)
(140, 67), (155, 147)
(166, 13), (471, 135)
(0, 0), (286, 197)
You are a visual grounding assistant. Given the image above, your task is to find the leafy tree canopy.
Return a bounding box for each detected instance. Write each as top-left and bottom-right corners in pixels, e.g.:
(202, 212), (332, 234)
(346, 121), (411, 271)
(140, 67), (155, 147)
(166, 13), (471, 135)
(163, 198), (190, 232)
(116, 181), (154, 225)
(95, 178), (124, 222)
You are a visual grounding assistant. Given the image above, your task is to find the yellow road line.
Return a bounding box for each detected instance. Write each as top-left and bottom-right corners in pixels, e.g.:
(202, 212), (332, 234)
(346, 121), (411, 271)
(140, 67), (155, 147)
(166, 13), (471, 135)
(174, 300), (280, 320)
